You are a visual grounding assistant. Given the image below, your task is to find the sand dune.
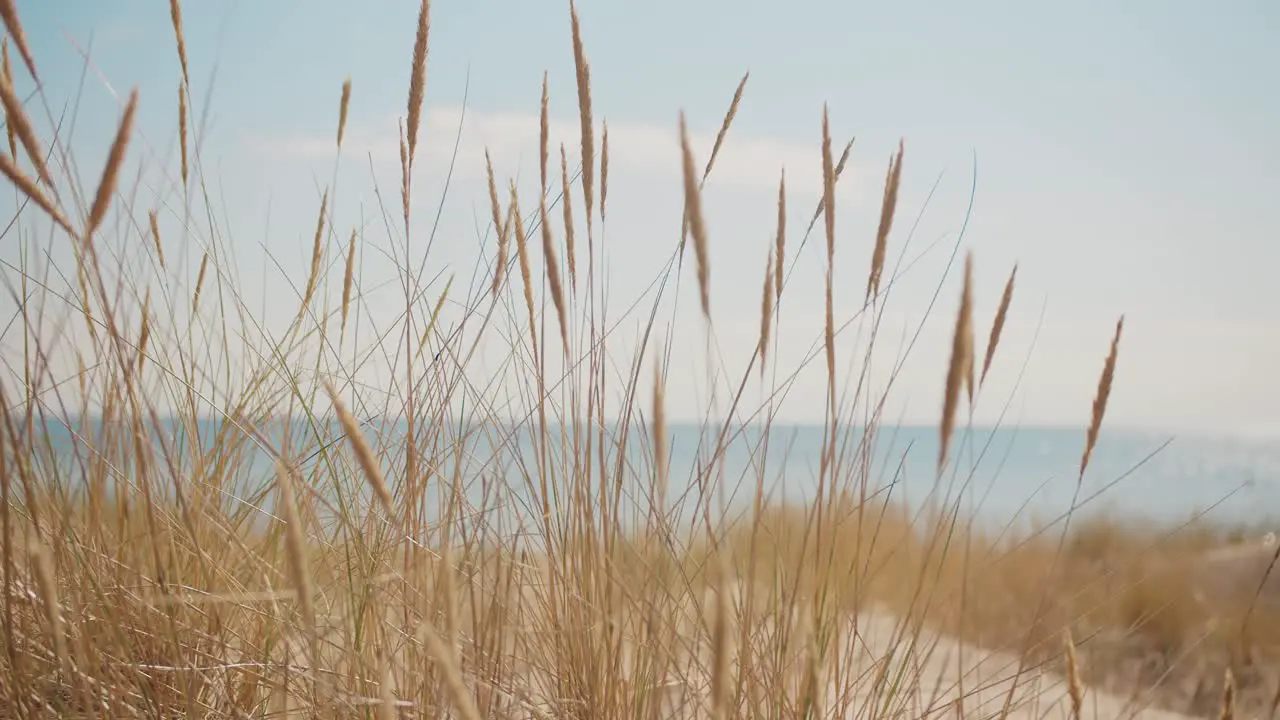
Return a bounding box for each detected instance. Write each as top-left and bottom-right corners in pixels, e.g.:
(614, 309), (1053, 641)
(841, 606), (1196, 720)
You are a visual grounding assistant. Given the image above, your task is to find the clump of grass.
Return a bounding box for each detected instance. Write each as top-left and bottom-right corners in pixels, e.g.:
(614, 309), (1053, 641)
(0, 2), (1270, 719)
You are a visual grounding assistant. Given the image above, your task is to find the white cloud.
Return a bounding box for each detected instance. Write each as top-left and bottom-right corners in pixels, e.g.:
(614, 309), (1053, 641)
(247, 105), (873, 196)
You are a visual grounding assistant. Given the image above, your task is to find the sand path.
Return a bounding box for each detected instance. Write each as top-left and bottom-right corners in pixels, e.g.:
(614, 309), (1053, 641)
(840, 605), (1195, 720)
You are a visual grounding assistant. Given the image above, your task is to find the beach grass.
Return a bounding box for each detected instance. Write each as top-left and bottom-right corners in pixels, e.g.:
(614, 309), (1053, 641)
(0, 1), (1275, 718)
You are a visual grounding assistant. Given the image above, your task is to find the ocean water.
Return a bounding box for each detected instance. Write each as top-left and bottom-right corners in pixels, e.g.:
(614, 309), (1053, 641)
(26, 417), (1280, 537)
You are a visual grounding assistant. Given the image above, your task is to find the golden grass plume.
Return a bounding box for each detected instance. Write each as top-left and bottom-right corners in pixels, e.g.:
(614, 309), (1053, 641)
(1063, 629), (1084, 720)
(510, 182), (540, 366)
(939, 252), (974, 473)
(324, 380), (394, 518)
(177, 83), (188, 188)
(775, 169), (785, 305)
(560, 144), (578, 292)
(821, 106), (835, 263)
(980, 263), (1017, 387)
(540, 73), (550, 192)
(87, 88), (139, 239)
(679, 113), (710, 320)
(703, 72), (749, 183)
(539, 158), (569, 356)
(486, 149), (508, 298)
(569, 0), (594, 231)
(0, 0), (37, 81)
(0, 67), (51, 186)
(341, 228), (357, 335)
(601, 119), (609, 222)
(0, 152), (74, 237)
(337, 77), (352, 149)
(2, 38), (15, 160)
(406, 0), (430, 167)
(301, 189), (329, 308)
(759, 249), (774, 376)
(168, 0), (188, 87)
(192, 251), (209, 312)
(867, 139), (904, 302)
(1080, 315), (1124, 480)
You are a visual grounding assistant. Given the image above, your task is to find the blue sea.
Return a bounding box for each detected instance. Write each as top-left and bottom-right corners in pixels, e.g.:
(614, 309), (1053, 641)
(25, 418), (1280, 538)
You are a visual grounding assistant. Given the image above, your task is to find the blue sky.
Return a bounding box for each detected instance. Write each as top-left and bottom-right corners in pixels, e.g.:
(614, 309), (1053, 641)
(5, 0), (1279, 433)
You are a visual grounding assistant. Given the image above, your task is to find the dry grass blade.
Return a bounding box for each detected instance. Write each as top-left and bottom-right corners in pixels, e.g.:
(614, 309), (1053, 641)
(1221, 667), (1236, 720)
(834, 138), (854, 180)
(0, 69), (51, 186)
(560, 144), (577, 291)
(510, 182), (540, 365)
(168, 0), (188, 87)
(980, 264), (1017, 387)
(2, 38), (15, 160)
(775, 169), (785, 305)
(680, 113), (710, 320)
(1080, 315), (1124, 480)
(418, 621), (483, 720)
(569, 0), (594, 229)
(601, 120), (609, 222)
(540, 73), (549, 192)
(867, 139), (904, 302)
(341, 228), (357, 334)
(136, 290), (151, 374)
(824, 278), (834, 413)
(537, 75), (568, 356)
(821, 106), (835, 263)
(821, 108), (837, 412)
(486, 149), (508, 298)
(710, 551), (732, 720)
(1063, 629), (1084, 720)
(177, 84), (188, 188)
(337, 77), (352, 148)
(399, 119), (409, 227)
(27, 532), (67, 671)
(406, 0), (430, 168)
(0, 0), (37, 81)
(274, 462), (316, 661)
(324, 380), (394, 518)
(652, 354), (667, 518)
(759, 249), (773, 377)
(808, 137), (854, 233)
(192, 251), (209, 312)
(540, 178), (569, 357)
(87, 88), (139, 239)
(301, 190), (328, 308)
(966, 320), (976, 405)
(939, 253), (974, 473)
(703, 72), (749, 183)
(148, 211), (165, 269)
(0, 152), (74, 237)
(378, 649), (397, 720)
